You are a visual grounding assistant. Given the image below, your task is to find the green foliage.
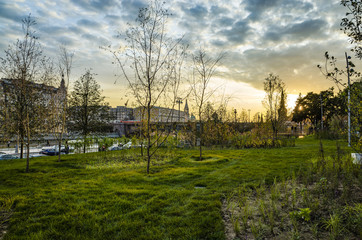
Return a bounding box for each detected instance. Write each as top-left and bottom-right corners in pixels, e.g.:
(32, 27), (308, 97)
(297, 208), (311, 222)
(67, 70), (111, 147)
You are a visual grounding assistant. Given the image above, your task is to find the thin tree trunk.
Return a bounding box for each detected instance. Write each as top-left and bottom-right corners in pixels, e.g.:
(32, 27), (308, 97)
(58, 132), (62, 162)
(199, 120), (202, 161)
(20, 139), (24, 159)
(26, 139), (30, 173)
(83, 136), (86, 154)
(146, 104), (151, 174)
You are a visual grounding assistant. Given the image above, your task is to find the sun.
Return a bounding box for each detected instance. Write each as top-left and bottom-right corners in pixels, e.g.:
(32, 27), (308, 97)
(287, 94), (299, 110)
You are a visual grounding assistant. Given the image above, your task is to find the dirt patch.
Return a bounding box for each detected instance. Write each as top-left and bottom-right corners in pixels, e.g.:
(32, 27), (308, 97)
(221, 178), (362, 240)
(221, 199), (236, 240)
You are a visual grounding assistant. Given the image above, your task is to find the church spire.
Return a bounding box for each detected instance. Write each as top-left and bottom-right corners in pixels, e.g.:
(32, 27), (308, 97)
(60, 73), (65, 90)
(184, 99), (189, 114)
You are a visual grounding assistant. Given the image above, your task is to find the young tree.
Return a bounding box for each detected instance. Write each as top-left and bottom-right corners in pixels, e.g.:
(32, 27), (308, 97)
(191, 48), (224, 160)
(263, 73), (287, 144)
(107, 1), (186, 174)
(68, 70), (110, 153)
(341, 0), (362, 59)
(0, 15), (53, 172)
(55, 46), (73, 162)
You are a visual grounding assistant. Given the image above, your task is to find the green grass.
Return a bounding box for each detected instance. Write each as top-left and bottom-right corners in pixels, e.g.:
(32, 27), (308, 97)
(0, 137), (349, 239)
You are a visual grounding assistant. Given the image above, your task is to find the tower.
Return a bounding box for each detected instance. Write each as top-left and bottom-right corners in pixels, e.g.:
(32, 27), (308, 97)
(184, 99), (189, 121)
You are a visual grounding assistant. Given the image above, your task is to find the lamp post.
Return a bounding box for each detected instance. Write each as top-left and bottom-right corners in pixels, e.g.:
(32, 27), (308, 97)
(248, 109), (251, 123)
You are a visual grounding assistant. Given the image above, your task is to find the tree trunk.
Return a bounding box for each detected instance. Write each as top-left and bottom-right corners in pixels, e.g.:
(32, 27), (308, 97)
(20, 138), (24, 159)
(146, 105), (151, 174)
(26, 140), (30, 173)
(199, 120), (202, 161)
(25, 128), (30, 172)
(83, 136), (86, 154)
(58, 132), (62, 162)
(141, 141), (143, 157)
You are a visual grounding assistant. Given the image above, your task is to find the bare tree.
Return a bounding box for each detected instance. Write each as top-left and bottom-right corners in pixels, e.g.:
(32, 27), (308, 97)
(0, 15), (53, 172)
(190, 48), (224, 160)
(263, 73), (287, 144)
(106, 1), (187, 174)
(55, 46), (73, 161)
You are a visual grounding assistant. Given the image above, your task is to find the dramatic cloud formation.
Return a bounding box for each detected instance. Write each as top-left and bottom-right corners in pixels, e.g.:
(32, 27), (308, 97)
(0, 0), (357, 113)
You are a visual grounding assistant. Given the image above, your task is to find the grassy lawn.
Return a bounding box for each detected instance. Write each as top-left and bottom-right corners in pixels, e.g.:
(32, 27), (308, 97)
(0, 137), (351, 239)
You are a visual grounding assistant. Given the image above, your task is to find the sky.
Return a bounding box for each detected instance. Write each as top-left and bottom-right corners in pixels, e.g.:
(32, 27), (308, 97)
(0, 0), (358, 116)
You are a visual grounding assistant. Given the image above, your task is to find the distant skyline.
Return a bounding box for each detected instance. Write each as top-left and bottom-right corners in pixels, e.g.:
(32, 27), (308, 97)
(0, 0), (359, 116)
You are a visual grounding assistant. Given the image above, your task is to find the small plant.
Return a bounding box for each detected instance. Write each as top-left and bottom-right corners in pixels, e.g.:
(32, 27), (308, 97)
(225, 192), (235, 210)
(230, 209), (240, 234)
(289, 211), (300, 238)
(271, 177), (280, 201)
(311, 223), (319, 239)
(301, 187), (310, 207)
(298, 208), (311, 222)
(258, 199), (267, 222)
(250, 220), (264, 240)
(324, 213), (342, 240)
(267, 207), (275, 235)
(240, 198), (249, 230)
(317, 177), (328, 194)
(291, 188), (297, 209)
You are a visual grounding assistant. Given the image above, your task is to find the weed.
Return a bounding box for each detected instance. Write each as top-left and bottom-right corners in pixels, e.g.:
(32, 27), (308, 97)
(271, 177), (280, 201)
(230, 205), (240, 235)
(267, 206), (275, 235)
(289, 211), (299, 237)
(298, 208), (311, 222)
(324, 213), (342, 240)
(0, 195), (19, 211)
(258, 199), (267, 222)
(311, 223), (319, 239)
(250, 220), (264, 240)
(240, 198), (249, 231)
(291, 188), (297, 209)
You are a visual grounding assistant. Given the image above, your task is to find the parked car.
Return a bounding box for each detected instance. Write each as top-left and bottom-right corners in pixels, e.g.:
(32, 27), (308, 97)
(122, 141), (132, 149)
(0, 154), (19, 160)
(109, 146), (123, 151)
(40, 145), (70, 156)
(40, 148), (58, 156)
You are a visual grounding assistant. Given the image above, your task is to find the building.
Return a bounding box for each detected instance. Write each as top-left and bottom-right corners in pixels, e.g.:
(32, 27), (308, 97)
(133, 101), (190, 123)
(0, 77), (66, 134)
(109, 106), (134, 123)
(0, 77), (66, 108)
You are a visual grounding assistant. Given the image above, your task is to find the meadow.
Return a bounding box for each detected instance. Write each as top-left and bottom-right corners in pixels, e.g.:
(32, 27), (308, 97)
(0, 137), (360, 239)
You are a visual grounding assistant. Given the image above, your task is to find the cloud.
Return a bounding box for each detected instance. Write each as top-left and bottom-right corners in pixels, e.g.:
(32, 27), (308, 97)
(39, 26), (66, 36)
(182, 4), (209, 20)
(120, 0), (147, 21)
(81, 33), (110, 46)
(264, 19), (327, 42)
(77, 19), (103, 29)
(210, 5), (229, 15)
(217, 19), (251, 45)
(244, 0), (281, 21)
(70, 0), (120, 12)
(0, 2), (25, 22)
